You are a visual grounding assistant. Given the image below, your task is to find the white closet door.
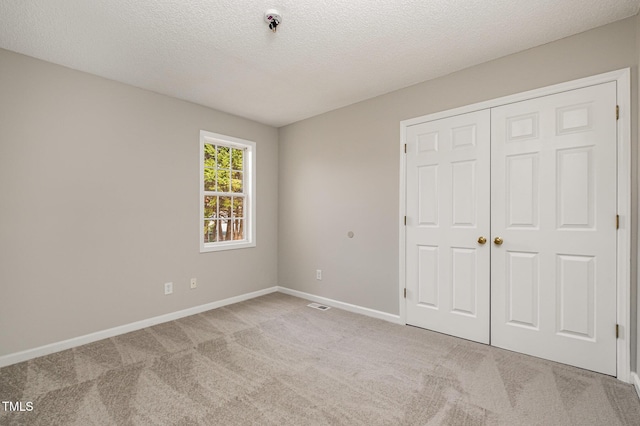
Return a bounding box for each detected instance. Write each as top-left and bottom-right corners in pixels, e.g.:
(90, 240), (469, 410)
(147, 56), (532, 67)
(490, 82), (617, 375)
(406, 110), (491, 344)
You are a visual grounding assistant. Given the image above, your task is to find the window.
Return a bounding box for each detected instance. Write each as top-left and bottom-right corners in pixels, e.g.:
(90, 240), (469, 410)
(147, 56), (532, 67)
(200, 131), (256, 252)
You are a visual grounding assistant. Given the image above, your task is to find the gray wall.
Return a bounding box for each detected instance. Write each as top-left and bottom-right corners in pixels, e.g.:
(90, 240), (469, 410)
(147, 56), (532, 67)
(0, 49), (279, 357)
(278, 16), (639, 327)
(636, 12), (640, 376)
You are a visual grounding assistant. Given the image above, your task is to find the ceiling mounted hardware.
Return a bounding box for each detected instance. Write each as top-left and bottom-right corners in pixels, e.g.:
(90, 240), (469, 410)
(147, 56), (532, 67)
(264, 9), (282, 32)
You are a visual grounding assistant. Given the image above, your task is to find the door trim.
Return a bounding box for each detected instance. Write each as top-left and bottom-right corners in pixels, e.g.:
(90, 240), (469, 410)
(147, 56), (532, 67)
(399, 68), (631, 382)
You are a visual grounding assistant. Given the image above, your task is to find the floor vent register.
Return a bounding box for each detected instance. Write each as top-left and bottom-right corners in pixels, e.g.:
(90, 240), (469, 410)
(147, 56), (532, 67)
(307, 303), (331, 311)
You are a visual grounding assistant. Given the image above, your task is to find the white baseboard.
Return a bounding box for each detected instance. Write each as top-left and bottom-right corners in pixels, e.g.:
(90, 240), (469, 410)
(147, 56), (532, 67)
(632, 372), (640, 400)
(277, 286), (403, 325)
(0, 286), (279, 368)
(0, 286), (402, 368)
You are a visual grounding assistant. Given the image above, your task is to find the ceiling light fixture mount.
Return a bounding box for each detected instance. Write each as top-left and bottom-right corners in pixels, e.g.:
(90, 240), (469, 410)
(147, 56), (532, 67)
(264, 9), (282, 32)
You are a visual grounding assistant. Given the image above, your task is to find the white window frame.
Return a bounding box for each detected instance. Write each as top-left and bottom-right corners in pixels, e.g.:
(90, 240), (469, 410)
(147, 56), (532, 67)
(200, 130), (256, 252)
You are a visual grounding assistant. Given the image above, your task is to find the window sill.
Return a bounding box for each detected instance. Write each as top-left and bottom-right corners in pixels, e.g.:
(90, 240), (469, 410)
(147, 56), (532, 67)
(200, 241), (256, 253)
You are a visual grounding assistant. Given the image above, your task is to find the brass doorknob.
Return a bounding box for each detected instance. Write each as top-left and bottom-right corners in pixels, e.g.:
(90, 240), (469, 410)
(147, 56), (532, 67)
(494, 237), (504, 245)
(477, 236), (487, 245)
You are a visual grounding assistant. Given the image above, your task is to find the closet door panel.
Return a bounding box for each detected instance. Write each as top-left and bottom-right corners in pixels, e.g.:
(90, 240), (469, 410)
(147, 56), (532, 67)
(490, 82), (617, 375)
(406, 110), (491, 344)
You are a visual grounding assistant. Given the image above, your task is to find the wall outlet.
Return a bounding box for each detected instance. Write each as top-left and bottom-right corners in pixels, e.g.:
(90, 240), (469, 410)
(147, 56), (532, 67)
(164, 282), (173, 295)
(190, 278), (197, 289)
(316, 269), (322, 280)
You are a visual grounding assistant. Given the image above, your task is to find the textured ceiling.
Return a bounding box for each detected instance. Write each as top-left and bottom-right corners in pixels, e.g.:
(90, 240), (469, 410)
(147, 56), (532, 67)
(1, 1), (639, 127)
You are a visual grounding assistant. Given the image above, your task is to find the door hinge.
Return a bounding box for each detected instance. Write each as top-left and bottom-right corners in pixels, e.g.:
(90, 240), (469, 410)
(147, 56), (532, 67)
(616, 214), (620, 229)
(616, 324), (619, 339)
(404, 216), (407, 226)
(616, 105), (619, 120)
(404, 288), (407, 298)
(404, 143), (407, 153)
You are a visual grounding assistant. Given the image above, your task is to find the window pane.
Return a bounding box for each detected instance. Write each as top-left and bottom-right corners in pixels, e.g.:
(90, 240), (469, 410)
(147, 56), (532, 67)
(232, 197), (244, 218)
(232, 171), (243, 193)
(204, 196), (217, 218)
(232, 148), (243, 171)
(219, 218), (231, 241)
(204, 144), (216, 168)
(218, 170), (230, 192)
(232, 219), (244, 240)
(204, 168), (216, 191)
(217, 146), (230, 169)
(204, 220), (217, 243)
(219, 196), (232, 218)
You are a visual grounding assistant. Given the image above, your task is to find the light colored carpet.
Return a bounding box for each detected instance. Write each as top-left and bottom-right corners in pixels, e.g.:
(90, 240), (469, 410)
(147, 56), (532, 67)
(1, 292), (640, 425)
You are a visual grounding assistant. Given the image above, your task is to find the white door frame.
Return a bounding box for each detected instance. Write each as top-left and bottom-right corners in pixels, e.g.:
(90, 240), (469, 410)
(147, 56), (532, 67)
(399, 68), (631, 382)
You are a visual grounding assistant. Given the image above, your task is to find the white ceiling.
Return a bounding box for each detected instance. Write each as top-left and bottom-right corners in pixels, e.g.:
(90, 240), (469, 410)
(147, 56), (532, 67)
(1, 1), (639, 127)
